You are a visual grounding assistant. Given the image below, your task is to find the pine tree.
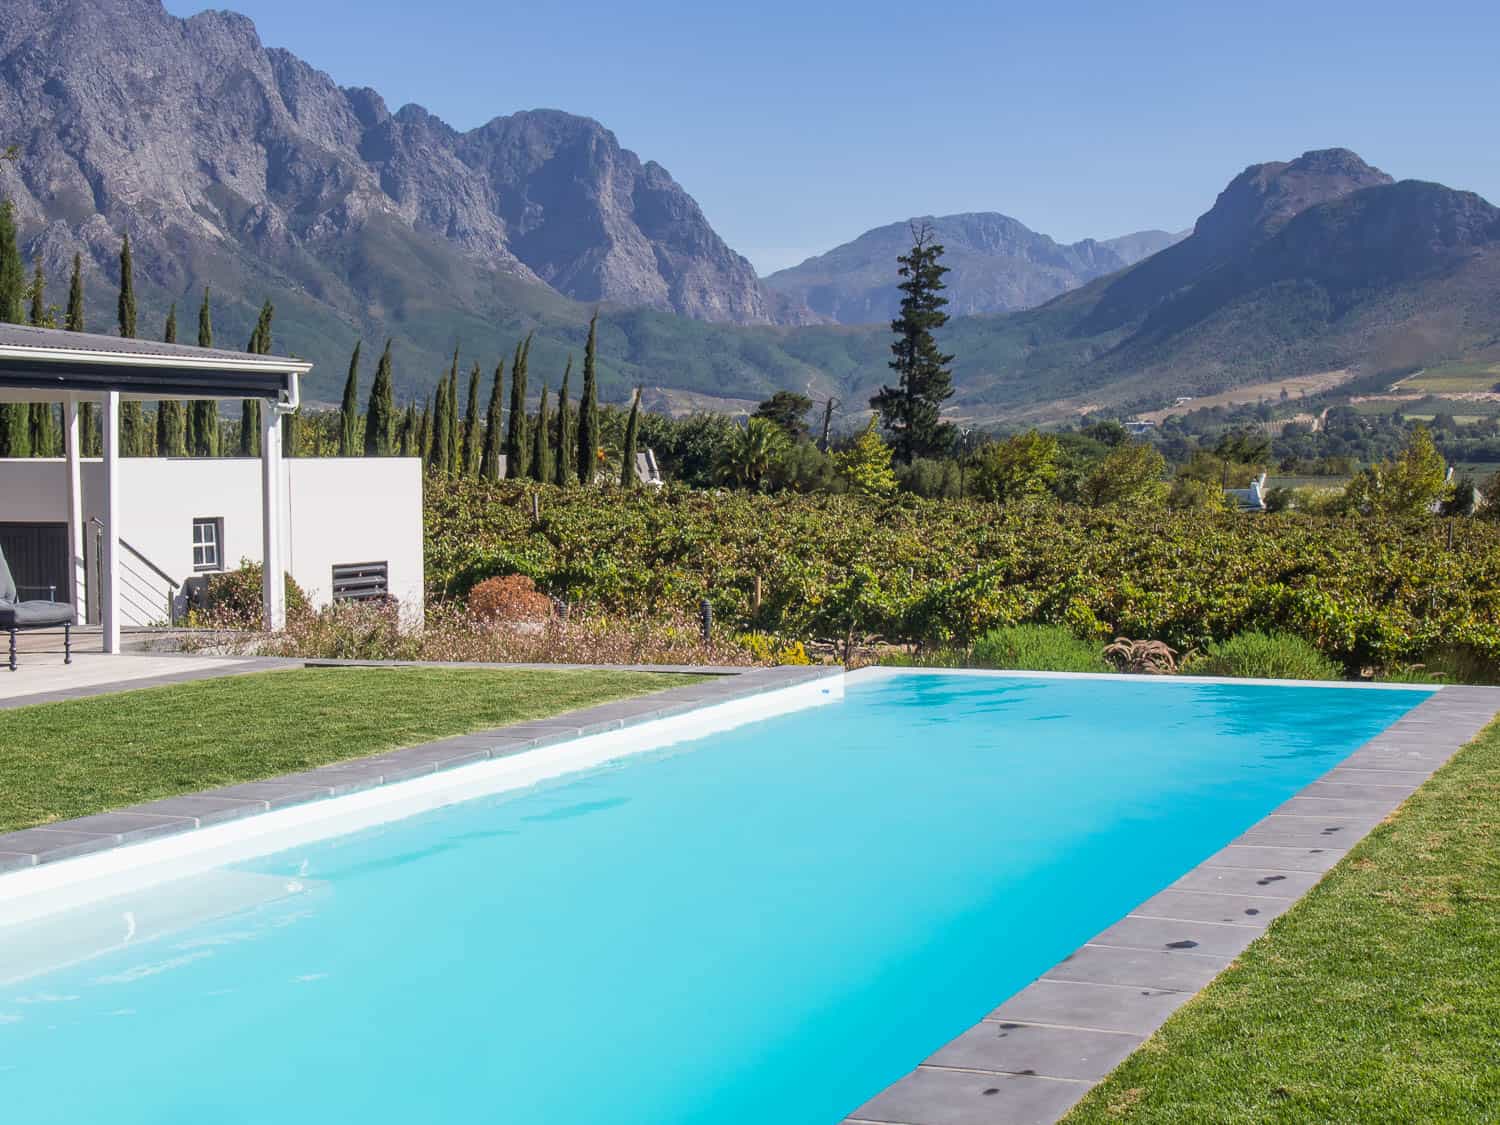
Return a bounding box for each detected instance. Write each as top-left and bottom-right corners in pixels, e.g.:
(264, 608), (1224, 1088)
(818, 396), (837, 453)
(505, 335), (532, 478)
(577, 313), (600, 485)
(116, 234), (149, 455)
(870, 222), (955, 463)
(365, 340), (395, 456)
(339, 341), (362, 456)
(620, 386), (641, 487)
(430, 371), (452, 473)
(553, 356), (574, 487)
(530, 383), (552, 482)
(462, 361), (483, 476)
(0, 200), (25, 323)
(480, 359), (504, 480)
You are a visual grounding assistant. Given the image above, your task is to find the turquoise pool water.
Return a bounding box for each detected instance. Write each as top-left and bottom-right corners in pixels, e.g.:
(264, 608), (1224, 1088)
(0, 672), (1427, 1123)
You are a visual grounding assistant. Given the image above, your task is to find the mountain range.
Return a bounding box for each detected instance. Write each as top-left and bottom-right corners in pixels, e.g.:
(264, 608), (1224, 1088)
(2, 0), (1498, 422)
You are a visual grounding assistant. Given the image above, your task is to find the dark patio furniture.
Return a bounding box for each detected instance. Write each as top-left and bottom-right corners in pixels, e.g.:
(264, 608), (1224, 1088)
(0, 545), (73, 671)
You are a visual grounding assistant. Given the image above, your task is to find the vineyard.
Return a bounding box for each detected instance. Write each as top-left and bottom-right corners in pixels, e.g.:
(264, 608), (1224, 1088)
(425, 477), (1500, 673)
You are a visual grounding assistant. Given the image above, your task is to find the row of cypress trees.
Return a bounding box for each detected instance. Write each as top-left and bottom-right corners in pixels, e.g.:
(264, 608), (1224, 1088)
(1, 205), (641, 480)
(336, 314), (614, 484)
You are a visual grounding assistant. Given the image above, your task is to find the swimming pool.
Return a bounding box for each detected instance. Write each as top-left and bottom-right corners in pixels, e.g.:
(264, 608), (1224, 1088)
(0, 670), (1429, 1123)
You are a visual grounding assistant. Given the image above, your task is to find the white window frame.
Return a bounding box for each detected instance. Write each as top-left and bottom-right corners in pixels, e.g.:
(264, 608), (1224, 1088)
(192, 517), (224, 572)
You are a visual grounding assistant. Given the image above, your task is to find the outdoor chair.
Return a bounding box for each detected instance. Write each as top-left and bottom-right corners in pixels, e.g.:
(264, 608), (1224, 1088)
(0, 544), (74, 671)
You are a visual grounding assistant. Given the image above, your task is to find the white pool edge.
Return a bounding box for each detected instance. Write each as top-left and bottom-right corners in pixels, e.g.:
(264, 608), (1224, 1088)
(0, 674), (845, 927)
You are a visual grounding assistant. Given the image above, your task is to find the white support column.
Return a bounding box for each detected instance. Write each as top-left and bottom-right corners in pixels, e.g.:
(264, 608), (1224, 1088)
(63, 395), (85, 624)
(261, 399), (286, 631)
(101, 391), (121, 654)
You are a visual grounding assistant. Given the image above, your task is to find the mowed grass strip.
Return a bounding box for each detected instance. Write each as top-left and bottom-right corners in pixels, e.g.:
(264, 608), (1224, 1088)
(1063, 722), (1500, 1124)
(0, 667), (701, 832)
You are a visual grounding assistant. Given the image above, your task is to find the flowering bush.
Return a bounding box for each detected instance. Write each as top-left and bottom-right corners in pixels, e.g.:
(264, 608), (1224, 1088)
(194, 561), (311, 629)
(467, 574), (553, 624)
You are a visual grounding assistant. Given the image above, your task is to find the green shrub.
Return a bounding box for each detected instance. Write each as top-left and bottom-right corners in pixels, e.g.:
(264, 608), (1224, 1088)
(200, 560), (311, 628)
(969, 624), (1108, 672)
(1184, 631), (1343, 681)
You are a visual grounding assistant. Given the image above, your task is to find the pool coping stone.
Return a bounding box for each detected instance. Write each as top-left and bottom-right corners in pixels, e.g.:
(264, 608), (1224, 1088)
(0, 662), (840, 870)
(844, 681), (1500, 1125)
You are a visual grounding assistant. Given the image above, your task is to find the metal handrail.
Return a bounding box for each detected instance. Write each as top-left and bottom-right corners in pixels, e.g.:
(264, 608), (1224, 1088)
(119, 538), (181, 589)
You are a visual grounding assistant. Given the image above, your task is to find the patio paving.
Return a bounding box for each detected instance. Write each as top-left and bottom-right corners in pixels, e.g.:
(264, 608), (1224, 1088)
(0, 648), (292, 710)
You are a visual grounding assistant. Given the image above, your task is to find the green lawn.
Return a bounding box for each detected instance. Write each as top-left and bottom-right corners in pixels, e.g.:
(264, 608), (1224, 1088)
(1063, 721), (1500, 1123)
(0, 667), (699, 832)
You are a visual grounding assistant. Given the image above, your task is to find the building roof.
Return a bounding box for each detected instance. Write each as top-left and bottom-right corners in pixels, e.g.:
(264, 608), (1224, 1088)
(0, 323), (311, 401)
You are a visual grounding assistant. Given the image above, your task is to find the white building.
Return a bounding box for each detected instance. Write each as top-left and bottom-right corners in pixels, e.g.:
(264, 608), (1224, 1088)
(0, 456), (424, 628)
(0, 323), (423, 658)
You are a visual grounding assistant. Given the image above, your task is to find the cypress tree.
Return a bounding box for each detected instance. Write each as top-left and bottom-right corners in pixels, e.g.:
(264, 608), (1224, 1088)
(239, 302), (272, 457)
(554, 356), (574, 487)
(190, 288), (218, 456)
(399, 403), (418, 456)
(116, 233), (136, 337)
(66, 253), (98, 454)
(577, 313), (599, 485)
(282, 408), (301, 457)
(620, 386), (641, 487)
(429, 372), (452, 473)
(0, 200), (25, 323)
(22, 263), (57, 456)
(66, 253), (84, 332)
(156, 306), (187, 456)
(116, 234), (149, 455)
(27, 260), (45, 326)
(418, 394), (433, 463)
(530, 383), (551, 482)
(870, 221), (955, 463)
(365, 340), (395, 456)
(505, 334), (532, 479)
(479, 359), (504, 481)
(0, 202), (26, 455)
(462, 361), (483, 476)
(339, 341), (362, 456)
(445, 355), (461, 475)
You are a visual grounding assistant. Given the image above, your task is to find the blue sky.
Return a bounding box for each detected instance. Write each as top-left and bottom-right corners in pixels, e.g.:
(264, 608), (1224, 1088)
(164, 0), (1500, 275)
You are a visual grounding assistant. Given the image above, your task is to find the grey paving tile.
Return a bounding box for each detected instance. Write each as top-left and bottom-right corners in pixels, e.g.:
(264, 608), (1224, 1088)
(0, 827), (119, 862)
(925, 1020), (1142, 1082)
(0, 850), (37, 872)
(1233, 811), (1385, 846)
(197, 781), (335, 809)
(1339, 748), (1452, 771)
(1090, 915), (1260, 959)
(1299, 778), (1422, 799)
(375, 744), (490, 771)
(1199, 843), (1345, 873)
(1172, 864), (1323, 899)
(987, 979), (1192, 1036)
(1045, 944), (1227, 992)
(848, 1067), (1090, 1125)
(1274, 794), (1404, 818)
(118, 794), (270, 826)
(1129, 888), (1289, 929)
(52, 811), (197, 844)
(267, 766), (390, 797)
(1320, 766), (1433, 788)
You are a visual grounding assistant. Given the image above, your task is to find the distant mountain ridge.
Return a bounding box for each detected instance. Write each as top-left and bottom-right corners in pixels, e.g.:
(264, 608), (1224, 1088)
(762, 213), (1184, 324)
(0, 0), (810, 327)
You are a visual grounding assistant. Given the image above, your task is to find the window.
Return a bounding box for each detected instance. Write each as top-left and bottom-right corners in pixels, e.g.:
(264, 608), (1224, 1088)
(332, 561), (389, 603)
(192, 517), (223, 572)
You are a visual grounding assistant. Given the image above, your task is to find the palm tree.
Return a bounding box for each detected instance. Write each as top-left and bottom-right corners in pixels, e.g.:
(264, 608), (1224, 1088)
(717, 416), (786, 490)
